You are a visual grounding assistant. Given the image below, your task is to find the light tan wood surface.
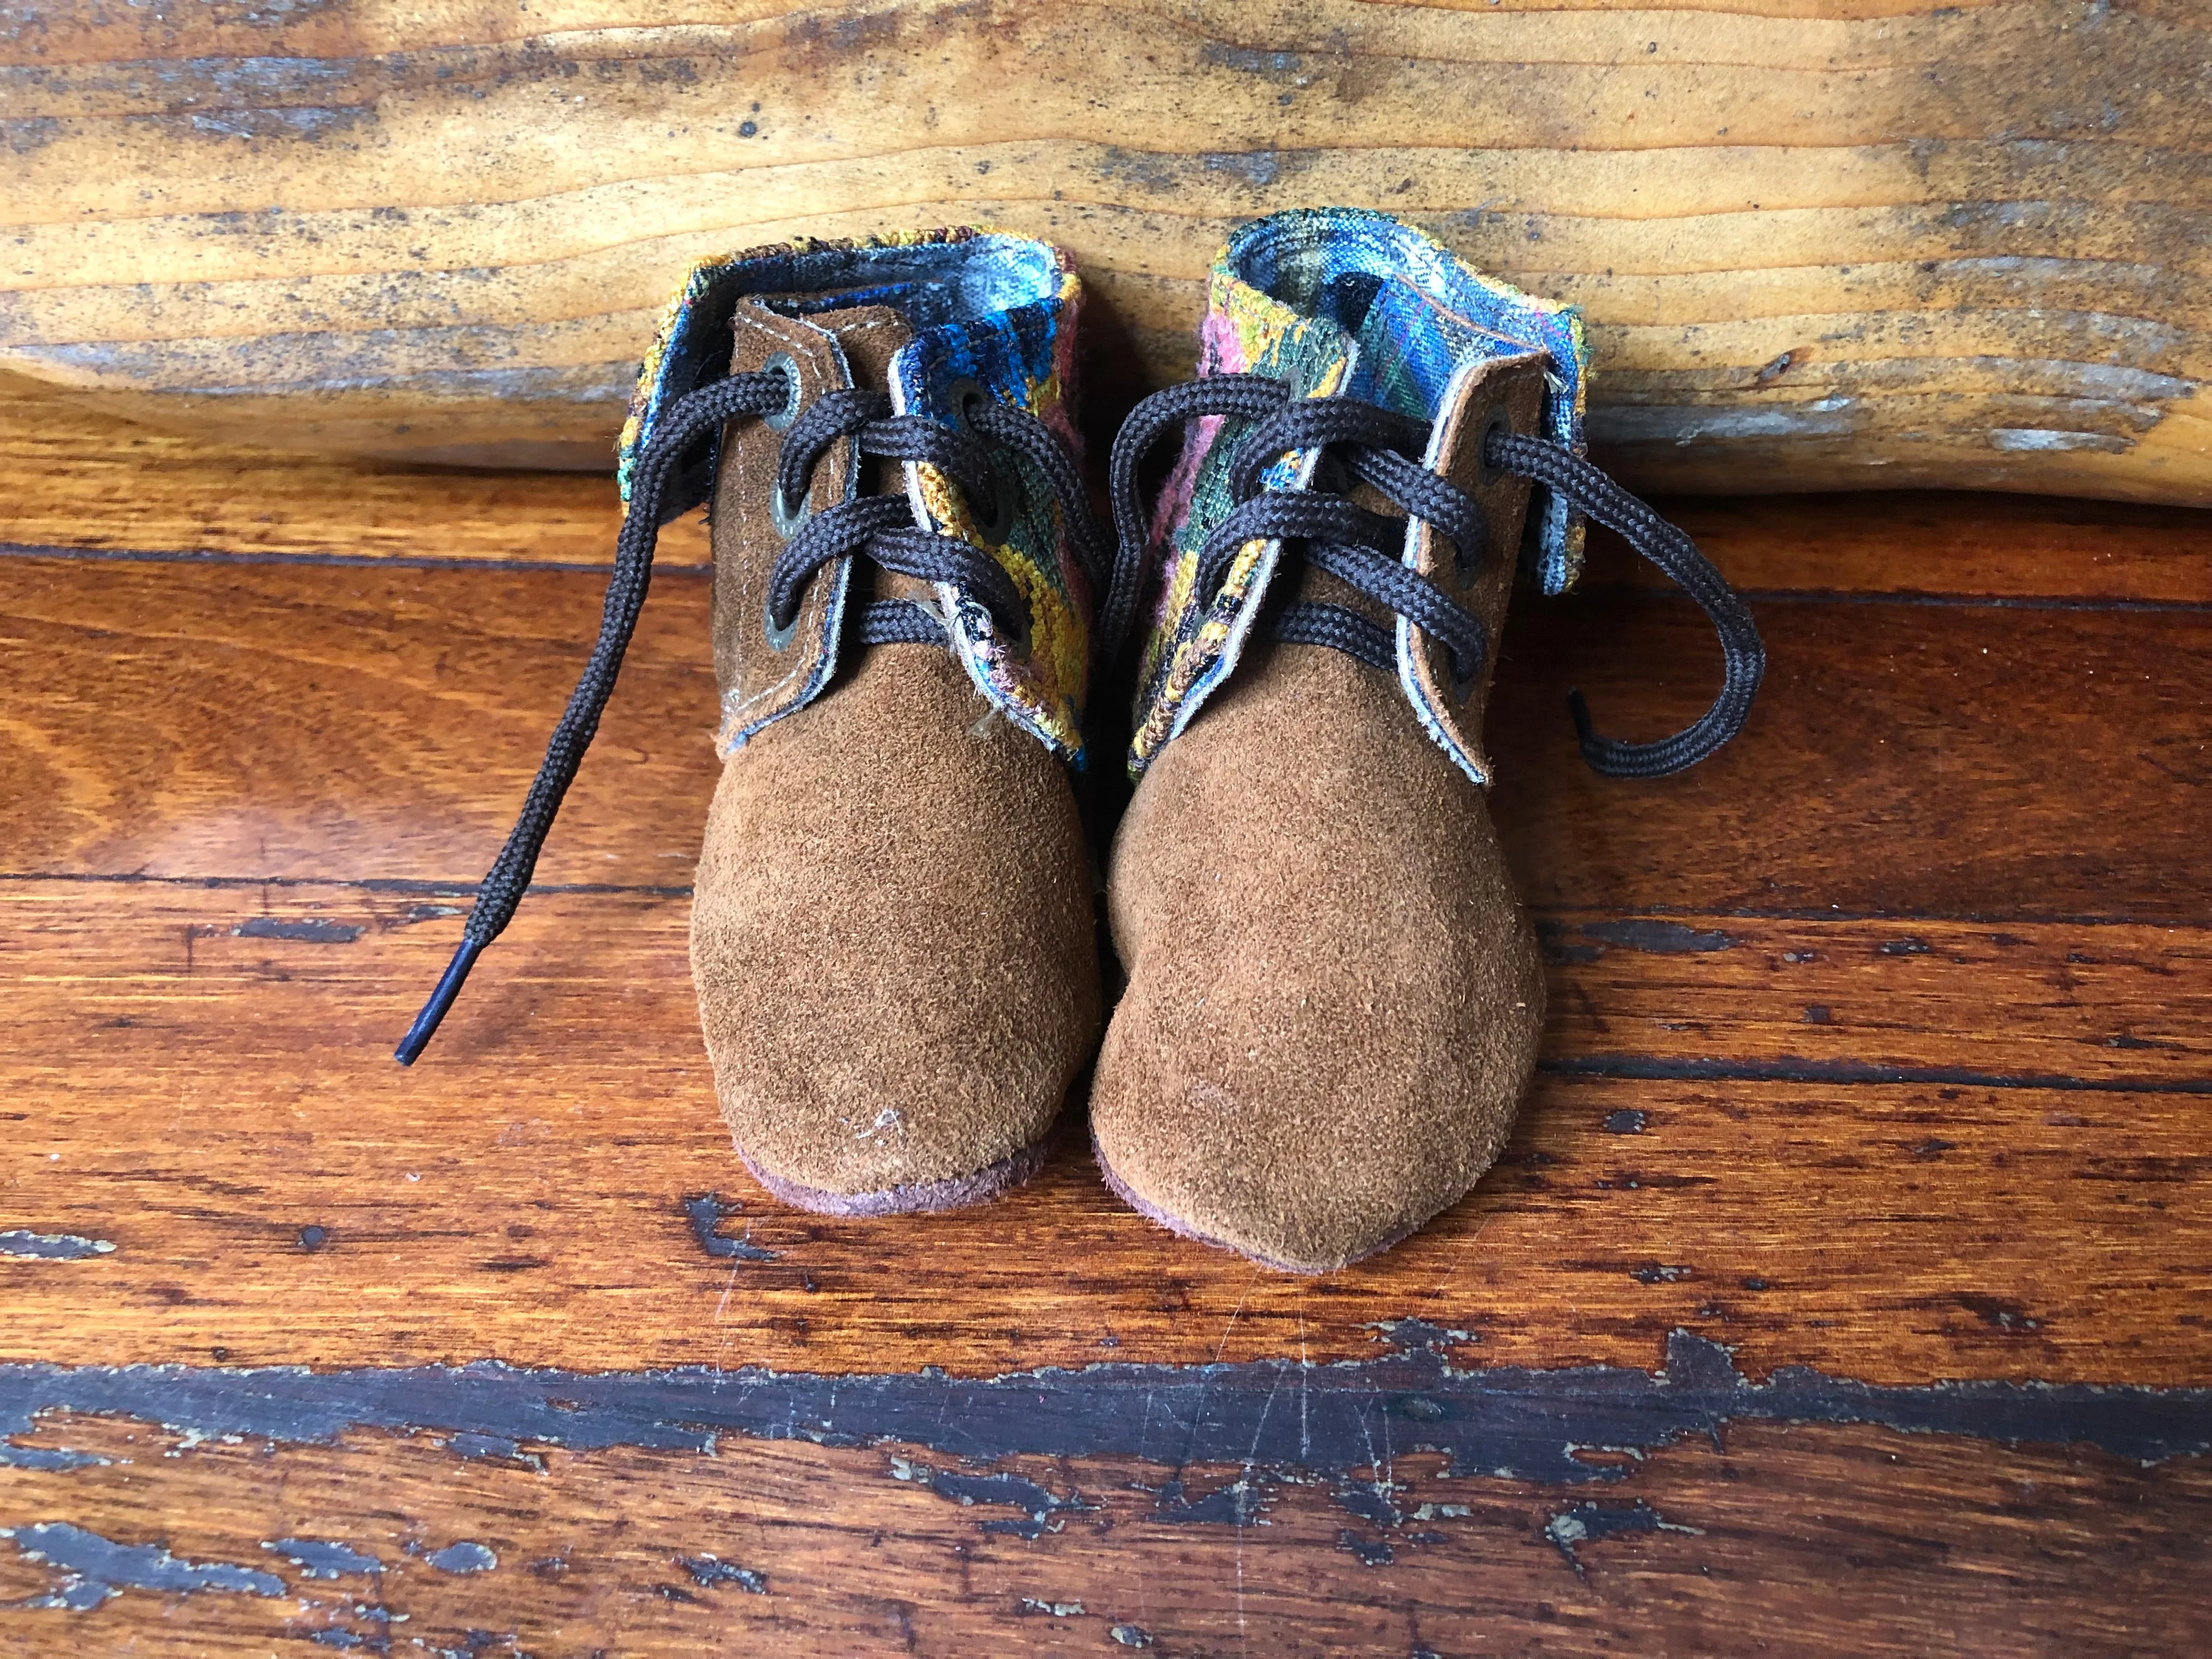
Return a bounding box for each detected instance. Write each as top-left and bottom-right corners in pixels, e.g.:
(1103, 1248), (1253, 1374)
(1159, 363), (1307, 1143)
(3, 1), (2208, 500)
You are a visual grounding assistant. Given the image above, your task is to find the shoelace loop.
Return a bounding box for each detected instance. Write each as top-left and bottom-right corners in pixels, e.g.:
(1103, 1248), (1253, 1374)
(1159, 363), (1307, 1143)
(396, 361), (1101, 1064)
(1104, 371), (1765, 780)
(1486, 427), (1765, 780)
(766, 387), (1036, 642)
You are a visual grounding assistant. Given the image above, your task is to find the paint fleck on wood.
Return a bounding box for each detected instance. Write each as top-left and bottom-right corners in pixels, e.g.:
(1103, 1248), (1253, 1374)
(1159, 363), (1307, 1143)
(675, 1554), (767, 1594)
(0, 1232), (114, 1261)
(260, 1538), (382, 1580)
(1545, 1500), (1702, 1575)
(3, 1331), (2207, 1487)
(233, 916), (363, 944)
(681, 1193), (778, 1263)
(1, 1522), (284, 1611)
(419, 1541), (496, 1574)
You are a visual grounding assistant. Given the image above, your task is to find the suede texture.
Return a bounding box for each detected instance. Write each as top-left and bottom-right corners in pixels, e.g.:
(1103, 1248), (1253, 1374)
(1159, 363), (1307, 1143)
(690, 302), (1102, 1209)
(1092, 356), (1553, 1272)
(1093, 641), (1543, 1272)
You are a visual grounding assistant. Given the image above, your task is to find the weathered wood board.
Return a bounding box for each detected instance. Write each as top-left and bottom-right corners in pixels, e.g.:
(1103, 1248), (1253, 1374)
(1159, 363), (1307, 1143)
(3, 0), (2209, 503)
(2, 377), (2210, 1653)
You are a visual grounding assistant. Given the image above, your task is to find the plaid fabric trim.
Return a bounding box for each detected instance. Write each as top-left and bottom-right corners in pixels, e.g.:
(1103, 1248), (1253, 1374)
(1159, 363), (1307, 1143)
(619, 229), (1091, 755)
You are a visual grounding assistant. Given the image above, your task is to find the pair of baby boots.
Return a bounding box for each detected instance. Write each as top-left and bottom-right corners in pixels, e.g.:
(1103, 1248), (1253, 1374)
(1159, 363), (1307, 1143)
(399, 211), (1763, 1273)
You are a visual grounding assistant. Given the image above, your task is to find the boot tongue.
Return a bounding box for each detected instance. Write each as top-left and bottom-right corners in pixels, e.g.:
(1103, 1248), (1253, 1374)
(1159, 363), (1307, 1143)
(798, 301), (935, 607)
(804, 300), (911, 394)
(745, 295), (912, 392)
(781, 300), (912, 498)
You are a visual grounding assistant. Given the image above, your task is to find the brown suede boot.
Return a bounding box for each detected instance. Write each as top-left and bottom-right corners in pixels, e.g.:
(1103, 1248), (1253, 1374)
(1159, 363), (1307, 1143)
(399, 230), (1105, 1215)
(1091, 210), (1764, 1271)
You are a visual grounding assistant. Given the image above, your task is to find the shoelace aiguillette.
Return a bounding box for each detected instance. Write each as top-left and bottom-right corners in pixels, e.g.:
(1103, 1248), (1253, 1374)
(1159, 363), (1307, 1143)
(1103, 373), (1765, 779)
(396, 364), (1104, 1064)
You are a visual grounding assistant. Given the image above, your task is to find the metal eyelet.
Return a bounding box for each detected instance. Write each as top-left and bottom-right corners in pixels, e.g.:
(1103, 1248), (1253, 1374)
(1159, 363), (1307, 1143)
(758, 353), (815, 538)
(946, 376), (1019, 545)
(1475, 405), (1514, 488)
(770, 480), (812, 540)
(763, 596), (800, 654)
(761, 352), (803, 432)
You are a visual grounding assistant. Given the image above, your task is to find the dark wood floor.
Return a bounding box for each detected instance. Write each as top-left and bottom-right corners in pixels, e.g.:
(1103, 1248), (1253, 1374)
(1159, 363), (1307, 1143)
(3, 374), (2209, 1654)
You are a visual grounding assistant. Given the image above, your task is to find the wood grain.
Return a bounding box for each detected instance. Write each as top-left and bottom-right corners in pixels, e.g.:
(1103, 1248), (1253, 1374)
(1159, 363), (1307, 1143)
(1599, 492), (2212, 606)
(9, 374), (2209, 600)
(3, 0), (2208, 500)
(3, 386), (2210, 1650)
(4, 879), (2207, 1381)
(2, 1414), (2207, 1656)
(0, 371), (712, 570)
(3, 554), (2205, 918)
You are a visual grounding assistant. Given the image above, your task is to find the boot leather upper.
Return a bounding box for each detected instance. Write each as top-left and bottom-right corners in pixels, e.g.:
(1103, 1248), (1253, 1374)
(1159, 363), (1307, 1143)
(1097, 221), (1573, 1270)
(690, 290), (1101, 1204)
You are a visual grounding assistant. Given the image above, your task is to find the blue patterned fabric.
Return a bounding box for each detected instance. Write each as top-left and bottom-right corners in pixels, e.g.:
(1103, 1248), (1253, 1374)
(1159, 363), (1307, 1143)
(1221, 208), (1590, 593)
(1128, 210), (1593, 777)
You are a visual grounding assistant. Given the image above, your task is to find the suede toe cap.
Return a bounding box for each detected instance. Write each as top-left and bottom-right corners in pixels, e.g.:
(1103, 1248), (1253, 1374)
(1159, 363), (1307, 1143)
(1093, 642), (1544, 1271)
(1089, 895), (1542, 1272)
(690, 649), (1101, 1204)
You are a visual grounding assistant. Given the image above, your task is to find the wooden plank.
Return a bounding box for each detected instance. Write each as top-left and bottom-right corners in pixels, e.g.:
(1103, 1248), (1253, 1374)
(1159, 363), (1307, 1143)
(4, 555), (2205, 917)
(1534, 912), (2212, 1088)
(1, 1408), (2207, 1655)
(2, 458), (2207, 1650)
(8, 375), (2212, 602)
(5, 880), (2207, 1381)
(0, 555), (723, 888)
(3, 1), (2208, 500)
(1600, 492), (2212, 606)
(0, 371), (711, 571)
(1487, 586), (2212, 919)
